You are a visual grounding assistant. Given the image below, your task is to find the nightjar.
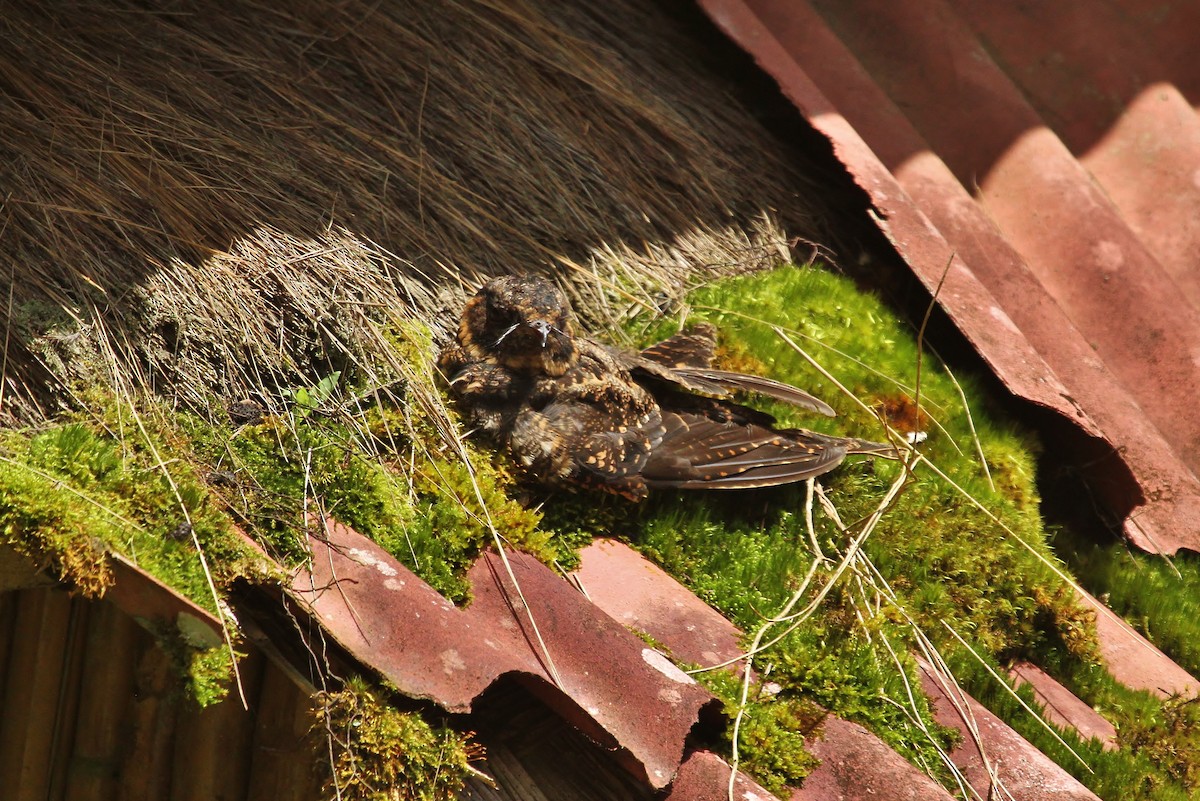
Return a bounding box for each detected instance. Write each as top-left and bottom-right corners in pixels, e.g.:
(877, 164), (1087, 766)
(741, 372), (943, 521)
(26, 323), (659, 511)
(438, 275), (893, 500)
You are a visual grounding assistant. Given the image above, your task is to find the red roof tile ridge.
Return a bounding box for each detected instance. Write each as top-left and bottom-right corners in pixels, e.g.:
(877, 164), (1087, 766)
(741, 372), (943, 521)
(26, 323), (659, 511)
(696, 0), (1100, 437)
(696, 0), (1200, 554)
(1009, 662), (1117, 750)
(663, 749), (779, 801)
(1083, 588), (1200, 699)
(287, 518), (716, 790)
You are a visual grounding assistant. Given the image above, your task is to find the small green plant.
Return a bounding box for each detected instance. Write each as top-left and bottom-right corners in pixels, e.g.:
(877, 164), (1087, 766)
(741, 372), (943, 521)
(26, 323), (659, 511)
(285, 371), (342, 418)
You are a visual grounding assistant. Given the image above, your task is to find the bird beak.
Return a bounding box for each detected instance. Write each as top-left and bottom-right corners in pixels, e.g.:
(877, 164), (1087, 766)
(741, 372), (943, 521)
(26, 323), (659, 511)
(530, 320), (552, 347)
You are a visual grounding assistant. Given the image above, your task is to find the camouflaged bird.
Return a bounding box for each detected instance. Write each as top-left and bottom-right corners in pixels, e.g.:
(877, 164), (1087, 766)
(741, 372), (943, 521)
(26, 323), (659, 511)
(438, 275), (894, 500)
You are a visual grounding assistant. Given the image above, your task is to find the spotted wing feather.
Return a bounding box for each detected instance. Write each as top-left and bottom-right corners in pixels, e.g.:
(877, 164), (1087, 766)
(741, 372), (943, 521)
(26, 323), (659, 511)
(670, 368), (836, 417)
(632, 324), (836, 417)
(638, 323), (718, 368)
(641, 410), (850, 489)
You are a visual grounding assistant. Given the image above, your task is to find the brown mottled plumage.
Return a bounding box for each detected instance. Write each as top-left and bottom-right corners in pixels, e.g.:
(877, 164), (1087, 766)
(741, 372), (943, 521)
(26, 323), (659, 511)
(438, 275), (893, 499)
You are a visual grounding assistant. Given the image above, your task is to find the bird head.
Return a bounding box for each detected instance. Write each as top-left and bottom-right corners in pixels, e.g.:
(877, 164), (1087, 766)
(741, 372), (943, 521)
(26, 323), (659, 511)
(460, 275), (577, 375)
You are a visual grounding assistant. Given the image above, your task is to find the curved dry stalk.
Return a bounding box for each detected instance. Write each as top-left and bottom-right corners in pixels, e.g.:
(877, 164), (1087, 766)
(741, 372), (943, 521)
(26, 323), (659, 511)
(874, 629), (980, 800)
(717, 458), (912, 801)
(723, 480), (821, 800)
(822, 488), (984, 798)
(690, 451), (917, 679)
(940, 361), (994, 490)
(803, 477), (827, 563)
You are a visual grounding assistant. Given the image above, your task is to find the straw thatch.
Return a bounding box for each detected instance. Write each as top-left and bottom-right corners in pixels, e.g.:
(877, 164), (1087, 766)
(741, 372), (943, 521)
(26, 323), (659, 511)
(1, 0), (830, 424)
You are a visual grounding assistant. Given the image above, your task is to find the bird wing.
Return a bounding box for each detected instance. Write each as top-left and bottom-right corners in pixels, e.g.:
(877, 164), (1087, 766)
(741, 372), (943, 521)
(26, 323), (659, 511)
(630, 324), (837, 417)
(620, 324), (730, 396)
(524, 344), (668, 497)
(638, 323), (718, 368)
(669, 367), (837, 417)
(627, 359), (837, 417)
(640, 411), (852, 489)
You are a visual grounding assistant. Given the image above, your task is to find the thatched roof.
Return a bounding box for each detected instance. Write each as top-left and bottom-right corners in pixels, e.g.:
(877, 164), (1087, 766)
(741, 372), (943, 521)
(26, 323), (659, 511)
(1, 0), (831, 423)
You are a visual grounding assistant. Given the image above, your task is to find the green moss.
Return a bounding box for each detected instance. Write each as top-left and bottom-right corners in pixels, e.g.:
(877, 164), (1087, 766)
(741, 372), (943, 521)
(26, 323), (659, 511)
(609, 265), (1105, 790)
(644, 266), (1088, 650)
(695, 669), (823, 795)
(0, 409), (253, 607)
(605, 265), (1200, 799)
(186, 643), (238, 707)
(182, 395), (553, 602)
(184, 412), (394, 565)
(177, 324), (557, 601)
(0, 428), (116, 596)
(315, 677), (475, 801)
(144, 619), (238, 709)
(1122, 694), (1200, 792)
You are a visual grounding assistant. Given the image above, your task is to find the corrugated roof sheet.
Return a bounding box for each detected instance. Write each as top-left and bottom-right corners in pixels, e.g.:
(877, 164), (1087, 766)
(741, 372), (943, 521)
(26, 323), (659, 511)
(697, 0), (1200, 555)
(289, 519), (717, 791)
(576, 539), (1121, 800)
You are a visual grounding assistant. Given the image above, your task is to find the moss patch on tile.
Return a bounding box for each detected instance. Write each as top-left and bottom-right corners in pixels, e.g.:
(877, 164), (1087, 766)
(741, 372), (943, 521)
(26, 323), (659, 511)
(612, 264), (1102, 791)
(315, 677), (477, 801)
(0, 400), (258, 705)
(178, 328), (553, 602)
(694, 668), (825, 794)
(0, 409), (253, 606)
